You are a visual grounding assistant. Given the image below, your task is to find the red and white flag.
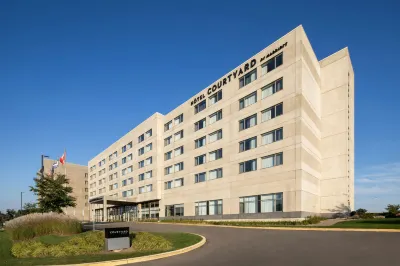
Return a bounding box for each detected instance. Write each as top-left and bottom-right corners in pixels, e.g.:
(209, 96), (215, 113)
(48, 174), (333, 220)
(59, 150), (66, 165)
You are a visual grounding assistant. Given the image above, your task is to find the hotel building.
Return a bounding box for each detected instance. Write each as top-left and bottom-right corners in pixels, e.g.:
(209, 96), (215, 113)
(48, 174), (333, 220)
(88, 25), (354, 221)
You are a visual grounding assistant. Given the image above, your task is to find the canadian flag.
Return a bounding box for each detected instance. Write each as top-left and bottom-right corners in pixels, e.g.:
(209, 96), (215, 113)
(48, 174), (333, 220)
(59, 151), (66, 165)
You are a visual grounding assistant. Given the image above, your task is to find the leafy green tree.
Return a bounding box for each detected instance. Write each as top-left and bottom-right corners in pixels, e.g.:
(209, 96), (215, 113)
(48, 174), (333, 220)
(385, 204), (400, 217)
(22, 202), (40, 214)
(30, 173), (76, 213)
(356, 208), (367, 215)
(6, 209), (17, 220)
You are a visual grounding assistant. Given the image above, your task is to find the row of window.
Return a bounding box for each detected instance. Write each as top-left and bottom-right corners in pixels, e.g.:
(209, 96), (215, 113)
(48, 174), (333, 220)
(195, 168), (223, 183)
(164, 162), (184, 175)
(195, 148), (223, 166)
(240, 127), (283, 152)
(165, 192), (283, 217)
(239, 152), (283, 173)
(164, 114), (184, 132)
(195, 129), (223, 148)
(164, 178), (184, 190)
(239, 102), (283, 131)
(138, 129), (152, 143)
(164, 130), (184, 146)
(138, 143), (152, 156)
(239, 78), (283, 110)
(121, 184), (153, 197)
(165, 146), (184, 160)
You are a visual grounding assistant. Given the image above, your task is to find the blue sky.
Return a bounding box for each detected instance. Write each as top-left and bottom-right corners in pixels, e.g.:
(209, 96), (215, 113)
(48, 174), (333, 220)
(0, 0), (399, 212)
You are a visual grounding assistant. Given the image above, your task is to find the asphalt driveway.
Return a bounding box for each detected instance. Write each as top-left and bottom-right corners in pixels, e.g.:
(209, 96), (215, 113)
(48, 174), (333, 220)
(91, 222), (399, 266)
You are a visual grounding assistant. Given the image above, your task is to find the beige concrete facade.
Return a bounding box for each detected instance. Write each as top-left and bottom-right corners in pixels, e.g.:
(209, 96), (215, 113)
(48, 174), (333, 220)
(43, 158), (90, 220)
(88, 25), (354, 221)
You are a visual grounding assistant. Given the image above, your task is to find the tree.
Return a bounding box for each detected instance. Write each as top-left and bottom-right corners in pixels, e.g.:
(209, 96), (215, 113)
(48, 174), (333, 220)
(356, 208), (367, 215)
(30, 173), (76, 213)
(6, 209), (17, 220)
(385, 204), (400, 217)
(23, 202), (40, 214)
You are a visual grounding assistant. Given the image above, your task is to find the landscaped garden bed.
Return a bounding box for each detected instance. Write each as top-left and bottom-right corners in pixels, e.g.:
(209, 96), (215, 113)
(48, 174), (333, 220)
(1, 213), (202, 265)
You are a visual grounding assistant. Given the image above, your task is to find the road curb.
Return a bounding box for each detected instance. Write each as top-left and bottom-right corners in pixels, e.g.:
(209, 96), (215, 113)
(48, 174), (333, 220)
(63, 233), (206, 266)
(133, 222), (400, 233)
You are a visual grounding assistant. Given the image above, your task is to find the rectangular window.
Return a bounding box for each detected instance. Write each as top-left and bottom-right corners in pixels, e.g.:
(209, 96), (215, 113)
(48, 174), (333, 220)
(261, 53), (283, 75)
(146, 184), (152, 192)
(122, 168), (126, 176)
(138, 173), (144, 181)
(165, 165), (173, 175)
(128, 177), (133, 184)
(145, 129), (152, 138)
(239, 69), (257, 88)
(209, 168), (223, 180)
(209, 110), (222, 124)
(262, 128), (283, 145)
(174, 146), (184, 157)
(261, 102), (283, 122)
(122, 157), (127, 164)
(174, 130), (184, 141)
(165, 151), (172, 161)
(195, 118), (206, 131)
(240, 193), (283, 213)
(127, 142), (132, 149)
(194, 100), (206, 114)
(138, 147), (144, 156)
(239, 92), (257, 110)
(164, 136), (172, 146)
(139, 186), (145, 194)
(175, 178), (184, 187)
(174, 162), (183, 172)
(262, 78), (283, 99)
(195, 201), (207, 215)
(239, 136), (257, 152)
(138, 160), (144, 168)
(209, 129), (222, 143)
(239, 114), (257, 131)
(195, 136), (206, 148)
(164, 121), (172, 131)
(239, 159), (257, 173)
(145, 143), (152, 152)
(209, 90), (222, 105)
(145, 157), (152, 166)
(145, 170), (152, 179)
(138, 134), (144, 143)
(164, 180), (173, 190)
(174, 114), (183, 125)
(209, 148), (222, 161)
(195, 200), (223, 216)
(261, 152), (283, 168)
(122, 145), (127, 153)
(195, 172), (206, 183)
(165, 204), (184, 217)
(195, 154), (206, 166)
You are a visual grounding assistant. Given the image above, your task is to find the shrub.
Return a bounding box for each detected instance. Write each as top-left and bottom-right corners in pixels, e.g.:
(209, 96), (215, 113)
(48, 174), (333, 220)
(5, 213), (82, 241)
(350, 211), (357, 217)
(360, 213), (374, 219)
(131, 232), (172, 251)
(11, 231), (104, 258)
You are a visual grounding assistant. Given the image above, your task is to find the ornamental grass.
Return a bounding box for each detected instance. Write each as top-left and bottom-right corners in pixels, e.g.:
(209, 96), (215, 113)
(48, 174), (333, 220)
(5, 213), (82, 241)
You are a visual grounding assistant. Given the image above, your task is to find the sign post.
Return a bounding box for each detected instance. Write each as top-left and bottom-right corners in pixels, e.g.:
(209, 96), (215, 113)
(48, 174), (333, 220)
(104, 227), (130, 251)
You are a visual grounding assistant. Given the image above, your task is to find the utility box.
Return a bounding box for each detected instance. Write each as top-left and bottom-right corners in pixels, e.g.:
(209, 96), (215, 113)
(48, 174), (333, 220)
(105, 227), (130, 251)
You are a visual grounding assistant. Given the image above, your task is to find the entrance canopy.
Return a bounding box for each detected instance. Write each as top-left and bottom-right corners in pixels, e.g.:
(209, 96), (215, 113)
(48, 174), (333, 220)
(89, 196), (136, 206)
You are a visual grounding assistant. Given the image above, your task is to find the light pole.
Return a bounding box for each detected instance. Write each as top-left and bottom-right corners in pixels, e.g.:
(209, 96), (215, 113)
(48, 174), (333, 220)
(20, 192), (24, 212)
(41, 154), (49, 178)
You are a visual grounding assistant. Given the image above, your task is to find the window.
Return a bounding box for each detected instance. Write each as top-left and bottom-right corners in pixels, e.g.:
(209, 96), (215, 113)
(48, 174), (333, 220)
(195, 154), (206, 166)
(195, 172), (206, 183)
(138, 134), (144, 143)
(239, 92), (257, 110)
(113, 183), (118, 189)
(127, 142), (132, 149)
(209, 129), (222, 143)
(174, 114), (183, 125)
(209, 148), (223, 161)
(165, 204), (184, 217)
(175, 178), (184, 187)
(164, 121), (172, 132)
(239, 137), (257, 152)
(195, 136), (206, 148)
(138, 147), (144, 156)
(165, 178), (184, 190)
(139, 184), (152, 194)
(147, 184), (152, 192)
(165, 180), (173, 190)
(145, 143), (152, 152)
(174, 162), (183, 172)
(165, 151), (172, 161)
(122, 157), (127, 164)
(122, 189), (134, 197)
(209, 168), (223, 180)
(174, 130), (183, 141)
(195, 118), (206, 131)
(139, 171), (152, 181)
(209, 110), (222, 124)
(195, 200), (223, 215)
(122, 154), (132, 164)
(262, 128), (283, 145)
(239, 69), (257, 88)
(145, 157), (152, 166)
(122, 179), (127, 186)
(261, 53), (283, 75)
(240, 193), (283, 213)
(261, 102), (283, 122)
(128, 177), (133, 184)
(239, 159), (257, 173)
(138, 160), (144, 168)
(262, 78), (283, 99)
(122, 145), (127, 153)
(139, 186), (145, 194)
(164, 136), (172, 146)
(239, 114), (257, 131)
(145, 129), (152, 138)
(165, 165), (173, 175)
(194, 100), (206, 114)
(174, 146), (184, 157)
(261, 152), (283, 168)
(209, 90), (222, 105)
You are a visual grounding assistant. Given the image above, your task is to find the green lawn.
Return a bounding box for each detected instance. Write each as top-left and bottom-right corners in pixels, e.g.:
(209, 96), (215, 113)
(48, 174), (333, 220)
(0, 231), (202, 266)
(38, 235), (74, 245)
(331, 218), (400, 229)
